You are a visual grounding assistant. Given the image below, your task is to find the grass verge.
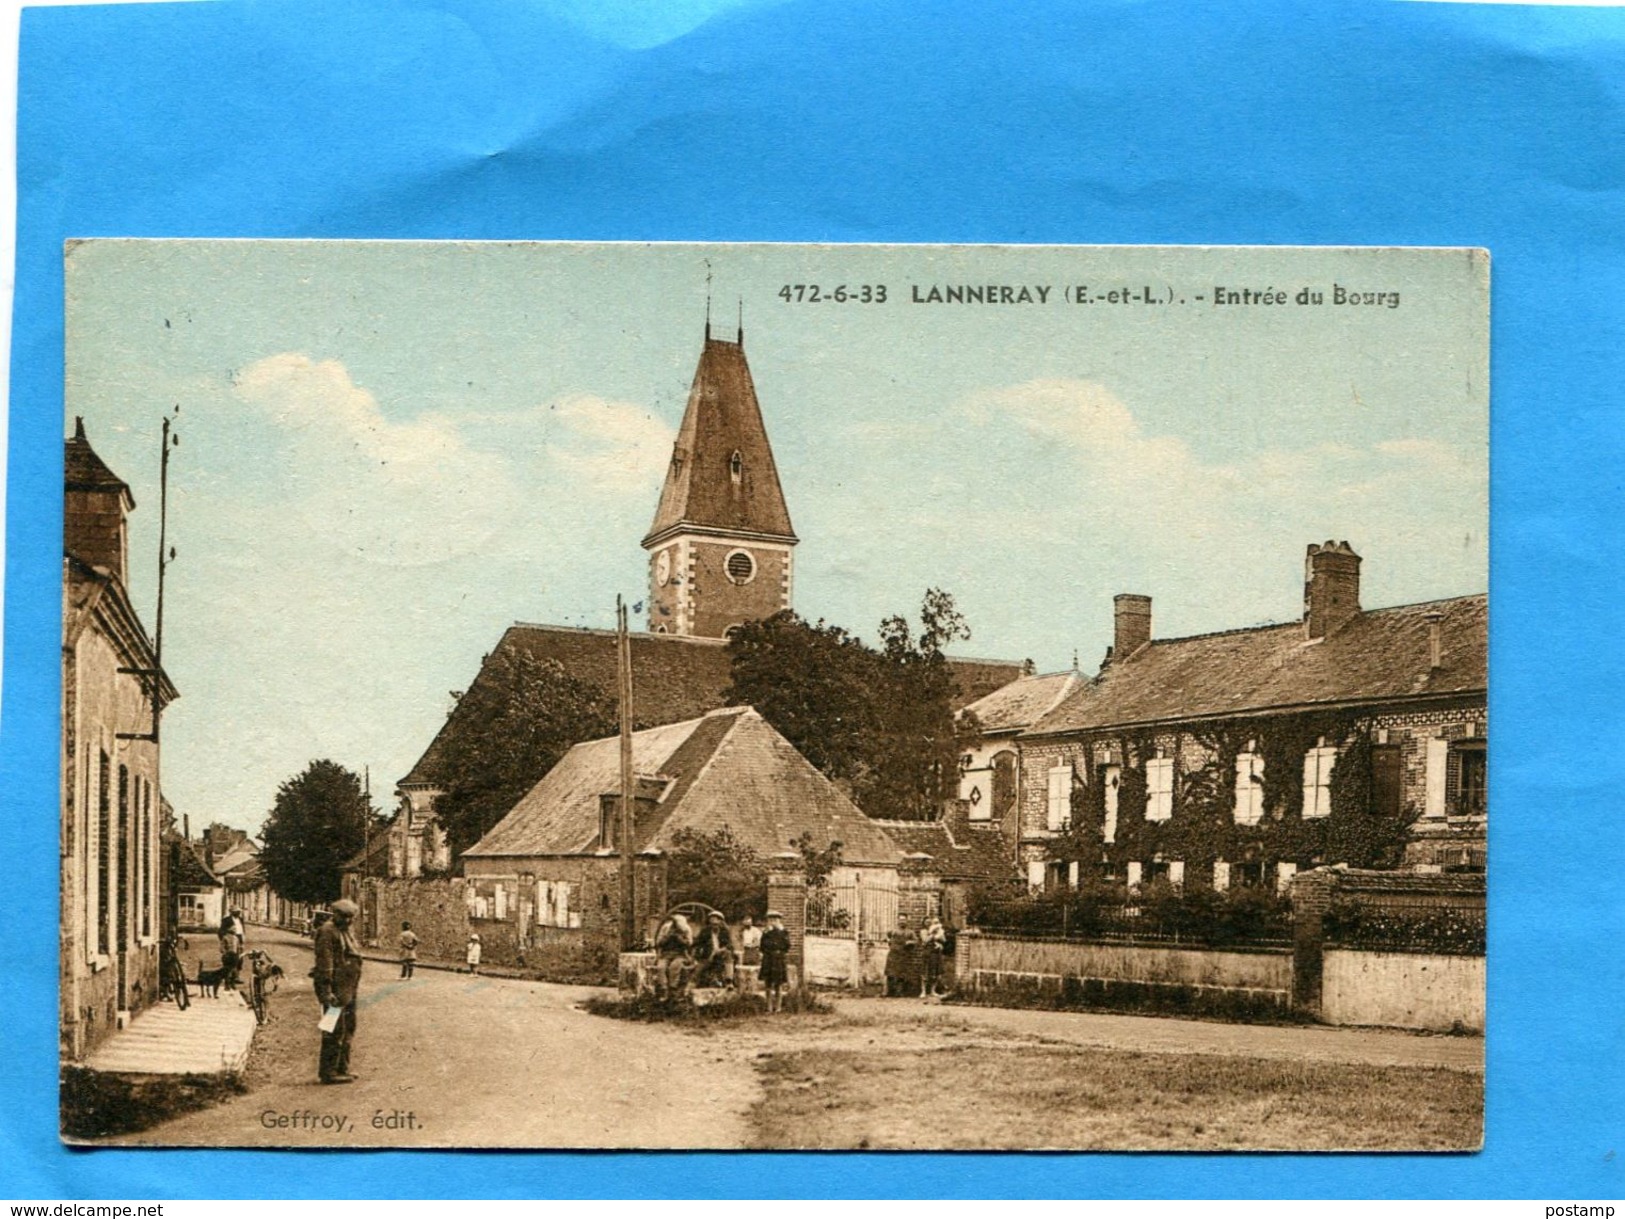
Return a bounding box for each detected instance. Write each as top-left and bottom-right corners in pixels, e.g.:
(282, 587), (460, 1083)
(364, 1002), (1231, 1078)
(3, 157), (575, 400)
(749, 1043), (1482, 1151)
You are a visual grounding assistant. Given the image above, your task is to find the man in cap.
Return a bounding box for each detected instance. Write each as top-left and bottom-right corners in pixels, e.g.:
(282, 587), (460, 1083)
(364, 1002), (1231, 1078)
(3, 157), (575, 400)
(312, 897), (364, 1084)
(693, 911), (736, 989)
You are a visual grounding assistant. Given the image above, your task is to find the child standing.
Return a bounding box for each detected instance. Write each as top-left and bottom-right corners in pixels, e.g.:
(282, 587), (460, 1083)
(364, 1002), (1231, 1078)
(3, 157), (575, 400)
(759, 911), (791, 1013)
(465, 932), (482, 975)
(399, 921), (418, 979)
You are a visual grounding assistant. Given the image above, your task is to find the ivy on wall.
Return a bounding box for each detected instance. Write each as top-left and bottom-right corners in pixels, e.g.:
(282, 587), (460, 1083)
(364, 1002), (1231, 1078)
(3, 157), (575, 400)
(1044, 710), (1419, 879)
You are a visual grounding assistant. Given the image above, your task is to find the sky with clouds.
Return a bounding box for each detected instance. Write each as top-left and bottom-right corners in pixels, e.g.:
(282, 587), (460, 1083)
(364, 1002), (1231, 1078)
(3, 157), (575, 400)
(65, 241), (1487, 833)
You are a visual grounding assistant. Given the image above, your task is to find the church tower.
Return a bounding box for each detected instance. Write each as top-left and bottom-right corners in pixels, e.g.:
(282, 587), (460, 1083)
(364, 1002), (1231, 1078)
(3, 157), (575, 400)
(642, 323), (797, 637)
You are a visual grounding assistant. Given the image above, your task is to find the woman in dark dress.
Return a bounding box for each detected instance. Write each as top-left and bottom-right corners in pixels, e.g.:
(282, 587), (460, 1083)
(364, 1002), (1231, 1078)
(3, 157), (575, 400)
(759, 910), (791, 1013)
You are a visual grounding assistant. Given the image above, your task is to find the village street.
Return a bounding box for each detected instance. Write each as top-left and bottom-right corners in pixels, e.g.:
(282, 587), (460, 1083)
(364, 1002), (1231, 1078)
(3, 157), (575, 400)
(102, 925), (1483, 1150)
(108, 927), (759, 1149)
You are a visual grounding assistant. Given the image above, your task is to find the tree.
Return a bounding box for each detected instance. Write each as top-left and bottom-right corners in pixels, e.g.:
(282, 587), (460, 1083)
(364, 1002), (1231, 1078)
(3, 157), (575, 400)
(725, 589), (979, 820)
(431, 649), (619, 862)
(259, 760), (380, 905)
(663, 826), (769, 921)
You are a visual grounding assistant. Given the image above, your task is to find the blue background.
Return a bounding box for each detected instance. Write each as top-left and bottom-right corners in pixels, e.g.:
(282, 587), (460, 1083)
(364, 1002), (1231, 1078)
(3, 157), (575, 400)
(5, 0), (1622, 1199)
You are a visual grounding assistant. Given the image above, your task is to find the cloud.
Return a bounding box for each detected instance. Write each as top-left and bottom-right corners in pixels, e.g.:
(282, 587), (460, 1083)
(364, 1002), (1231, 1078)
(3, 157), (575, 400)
(541, 394), (675, 493)
(231, 353), (521, 566)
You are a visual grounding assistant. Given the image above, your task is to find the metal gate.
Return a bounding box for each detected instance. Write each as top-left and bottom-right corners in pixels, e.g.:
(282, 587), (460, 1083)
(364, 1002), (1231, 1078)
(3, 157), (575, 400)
(808, 872), (899, 941)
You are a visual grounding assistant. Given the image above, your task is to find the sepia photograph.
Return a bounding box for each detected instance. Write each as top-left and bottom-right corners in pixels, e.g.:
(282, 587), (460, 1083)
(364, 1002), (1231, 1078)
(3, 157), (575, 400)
(58, 240), (1487, 1150)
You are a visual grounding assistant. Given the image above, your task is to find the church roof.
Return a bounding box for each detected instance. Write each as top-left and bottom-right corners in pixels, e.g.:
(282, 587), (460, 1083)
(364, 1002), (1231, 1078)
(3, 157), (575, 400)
(945, 656), (1031, 708)
(399, 623), (734, 789)
(465, 707), (904, 866)
(643, 334), (797, 547)
(1027, 594), (1487, 737)
(65, 418), (134, 505)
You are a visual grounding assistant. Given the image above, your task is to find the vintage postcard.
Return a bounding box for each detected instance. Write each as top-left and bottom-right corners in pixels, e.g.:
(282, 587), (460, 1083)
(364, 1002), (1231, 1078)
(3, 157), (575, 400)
(60, 241), (1487, 1150)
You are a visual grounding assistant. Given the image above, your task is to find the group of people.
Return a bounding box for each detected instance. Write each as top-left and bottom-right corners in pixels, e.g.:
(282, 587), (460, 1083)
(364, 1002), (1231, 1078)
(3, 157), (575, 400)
(653, 909), (792, 1011)
(885, 915), (951, 998)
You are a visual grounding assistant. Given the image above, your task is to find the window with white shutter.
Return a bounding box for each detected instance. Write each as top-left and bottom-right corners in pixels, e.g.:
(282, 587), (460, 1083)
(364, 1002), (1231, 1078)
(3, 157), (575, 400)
(1046, 763), (1071, 831)
(1424, 737), (1449, 818)
(1026, 860), (1047, 891)
(1276, 861), (1298, 893)
(1212, 859), (1230, 892)
(1146, 755), (1174, 822)
(1302, 741), (1337, 819)
(1101, 764), (1121, 844)
(1234, 747), (1265, 825)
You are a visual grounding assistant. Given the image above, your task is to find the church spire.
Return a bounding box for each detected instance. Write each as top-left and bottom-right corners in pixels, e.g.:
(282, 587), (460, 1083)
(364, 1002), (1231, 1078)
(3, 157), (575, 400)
(643, 325), (798, 638)
(643, 330), (796, 549)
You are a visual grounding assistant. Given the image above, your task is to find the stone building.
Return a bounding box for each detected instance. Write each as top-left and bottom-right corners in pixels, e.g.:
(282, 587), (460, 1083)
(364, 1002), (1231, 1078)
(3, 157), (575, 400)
(458, 706), (904, 981)
(61, 420), (177, 1060)
(1015, 541), (1487, 891)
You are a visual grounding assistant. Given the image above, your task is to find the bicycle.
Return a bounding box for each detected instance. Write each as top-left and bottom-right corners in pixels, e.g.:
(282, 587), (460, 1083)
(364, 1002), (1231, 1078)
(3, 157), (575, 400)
(159, 935), (190, 1010)
(244, 948), (283, 1025)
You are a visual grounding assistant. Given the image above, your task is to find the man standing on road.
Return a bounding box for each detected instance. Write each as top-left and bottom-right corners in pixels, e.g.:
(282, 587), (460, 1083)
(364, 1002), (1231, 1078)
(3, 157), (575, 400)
(313, 898), (364, 1085)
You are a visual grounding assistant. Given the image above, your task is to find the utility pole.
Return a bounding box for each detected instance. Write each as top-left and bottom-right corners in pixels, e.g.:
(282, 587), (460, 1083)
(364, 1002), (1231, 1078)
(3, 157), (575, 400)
(616, 596), (637, 950)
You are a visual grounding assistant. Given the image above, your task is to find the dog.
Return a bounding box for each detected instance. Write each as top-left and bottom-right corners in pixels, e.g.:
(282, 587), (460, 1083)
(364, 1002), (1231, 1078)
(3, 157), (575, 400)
(194, 965), (226, 998)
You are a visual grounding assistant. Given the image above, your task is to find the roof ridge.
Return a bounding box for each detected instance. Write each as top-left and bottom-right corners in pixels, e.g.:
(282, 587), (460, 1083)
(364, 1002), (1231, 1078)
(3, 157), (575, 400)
(1134, 593), (1485, 650)
(506, 621), (730, 647)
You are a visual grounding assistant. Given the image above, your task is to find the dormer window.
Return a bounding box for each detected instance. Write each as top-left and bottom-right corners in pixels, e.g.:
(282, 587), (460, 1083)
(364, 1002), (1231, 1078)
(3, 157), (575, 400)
(729, 450), (743, 483)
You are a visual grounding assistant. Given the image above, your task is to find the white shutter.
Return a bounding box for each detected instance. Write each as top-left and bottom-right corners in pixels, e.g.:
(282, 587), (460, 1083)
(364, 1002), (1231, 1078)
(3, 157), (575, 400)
(1168, 861), (1185, 887)
(557, 882), (571, 929)
(1212, 860), (1230, 892)
(1425, 738), (1449, 818)
(1235, 753), (1263, 825)
(1276, 861), (1298, 893)
(1103, 765), (1120, 844)
(494, 882), (507, 921)
(1126, 861), (1142, 887)
(1026, 860), (1047, 891)
(1046, 764), (1069, 831)
(1067, 860), (1080, 889)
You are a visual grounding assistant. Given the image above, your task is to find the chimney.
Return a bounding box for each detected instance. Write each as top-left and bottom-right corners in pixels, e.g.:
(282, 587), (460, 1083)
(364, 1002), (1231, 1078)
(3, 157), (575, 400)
(1424, 610), (1444, 670)
(1304, 540), (1361, 640)
(1113, 594), (1152, 660)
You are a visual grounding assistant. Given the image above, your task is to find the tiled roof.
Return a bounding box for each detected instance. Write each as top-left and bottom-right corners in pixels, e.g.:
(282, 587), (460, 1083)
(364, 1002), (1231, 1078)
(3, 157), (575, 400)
(171, 839), (219, 889)
(400, 624), (734, 788)
(65, 419), (133, 503)
(945, 656), (1031, 707)
(867, 819), (1017, 883)
(643, 336), (796, 545)
(465, 707), (904, 866)
(963, 670), (1082, 734)
(1028, 594), (1487, 736)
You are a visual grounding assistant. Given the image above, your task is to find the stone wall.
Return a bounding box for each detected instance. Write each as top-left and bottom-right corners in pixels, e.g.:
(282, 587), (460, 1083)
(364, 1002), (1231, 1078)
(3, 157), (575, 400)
(359, 854), (667, 986)
(1321, 949), (1485, 1032)
(956, 929), (1292, 1010)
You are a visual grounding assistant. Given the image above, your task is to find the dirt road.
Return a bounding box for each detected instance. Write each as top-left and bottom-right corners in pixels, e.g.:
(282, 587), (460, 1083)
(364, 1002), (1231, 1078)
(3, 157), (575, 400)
(113, 928), (758, 1149)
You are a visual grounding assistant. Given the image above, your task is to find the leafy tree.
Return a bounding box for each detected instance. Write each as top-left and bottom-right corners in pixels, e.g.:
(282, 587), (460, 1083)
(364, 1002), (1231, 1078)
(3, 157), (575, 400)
(259, 760), (381, 905)
(725, 589), (981, 821)
(431, 649), (618, 863)
(664, 826), (769, 921)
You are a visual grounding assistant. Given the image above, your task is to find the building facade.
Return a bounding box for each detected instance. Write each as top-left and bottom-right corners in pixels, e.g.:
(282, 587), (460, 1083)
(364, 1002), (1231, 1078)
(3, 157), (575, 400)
(1015, 542), (1487, 892)
(61, 420), (177, 1061)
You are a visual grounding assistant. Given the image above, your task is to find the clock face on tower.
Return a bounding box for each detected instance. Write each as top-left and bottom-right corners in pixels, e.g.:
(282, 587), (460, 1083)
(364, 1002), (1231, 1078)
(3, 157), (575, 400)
(656, 549), (672, 586)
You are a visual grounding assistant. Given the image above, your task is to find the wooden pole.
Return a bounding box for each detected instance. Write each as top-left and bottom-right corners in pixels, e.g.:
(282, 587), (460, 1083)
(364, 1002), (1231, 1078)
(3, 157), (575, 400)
(617, 598), (637, 950)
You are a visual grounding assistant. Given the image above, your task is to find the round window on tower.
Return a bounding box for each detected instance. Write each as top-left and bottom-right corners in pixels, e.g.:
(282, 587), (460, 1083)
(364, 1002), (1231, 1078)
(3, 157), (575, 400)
(725, 549), (756, 585)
